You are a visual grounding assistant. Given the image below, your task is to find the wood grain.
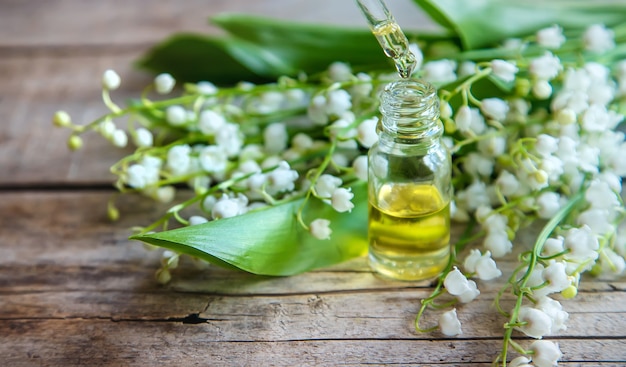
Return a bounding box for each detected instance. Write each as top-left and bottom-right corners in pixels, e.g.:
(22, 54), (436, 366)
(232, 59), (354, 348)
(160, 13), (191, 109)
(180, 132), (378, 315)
(1, 0), (625, 365)
(1, 192), (626, 365)
(2, 320), (625, 366)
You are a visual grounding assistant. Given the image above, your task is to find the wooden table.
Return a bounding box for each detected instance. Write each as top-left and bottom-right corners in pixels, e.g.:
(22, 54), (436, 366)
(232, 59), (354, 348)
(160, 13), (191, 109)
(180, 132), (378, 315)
(1, 1), (625, 365)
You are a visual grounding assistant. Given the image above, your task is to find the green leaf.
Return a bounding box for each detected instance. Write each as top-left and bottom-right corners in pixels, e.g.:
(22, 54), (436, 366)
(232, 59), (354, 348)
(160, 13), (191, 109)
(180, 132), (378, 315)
(136, 12), (455, 83)
(136, 33), (275, 84)
(211, 13), (393, 76)
(130, 183), (368, 276)
(413, 0), (626, 50)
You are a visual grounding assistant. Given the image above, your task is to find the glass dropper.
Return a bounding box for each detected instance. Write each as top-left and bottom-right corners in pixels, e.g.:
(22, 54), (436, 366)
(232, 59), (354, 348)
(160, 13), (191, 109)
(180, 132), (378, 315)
(355, 0), (417, 79)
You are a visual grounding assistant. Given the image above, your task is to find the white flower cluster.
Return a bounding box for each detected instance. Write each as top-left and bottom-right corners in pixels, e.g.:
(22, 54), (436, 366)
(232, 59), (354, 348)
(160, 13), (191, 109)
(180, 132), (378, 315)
(87, 63), (384, 242)
(419, 23), (626, 364)
(55, 20), (626, 367)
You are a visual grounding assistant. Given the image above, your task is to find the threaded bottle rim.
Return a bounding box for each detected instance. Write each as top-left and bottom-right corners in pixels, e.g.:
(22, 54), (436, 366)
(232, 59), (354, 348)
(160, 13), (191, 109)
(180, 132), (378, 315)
(379, 80), (439, 135)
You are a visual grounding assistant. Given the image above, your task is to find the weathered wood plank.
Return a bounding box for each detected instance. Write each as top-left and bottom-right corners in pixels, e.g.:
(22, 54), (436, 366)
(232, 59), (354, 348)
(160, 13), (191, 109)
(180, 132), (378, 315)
(0, 54), (149, 185)
(2, 289), (625, 340)
(0, 319), (623, 366)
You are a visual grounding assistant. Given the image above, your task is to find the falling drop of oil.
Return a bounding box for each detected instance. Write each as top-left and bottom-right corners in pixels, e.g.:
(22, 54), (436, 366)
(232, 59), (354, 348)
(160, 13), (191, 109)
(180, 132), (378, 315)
(371, 20), (416, 79)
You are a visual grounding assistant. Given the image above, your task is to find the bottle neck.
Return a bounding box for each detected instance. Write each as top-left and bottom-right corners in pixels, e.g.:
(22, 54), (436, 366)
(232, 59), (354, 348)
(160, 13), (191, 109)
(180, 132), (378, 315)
(378, 79), (441, 144)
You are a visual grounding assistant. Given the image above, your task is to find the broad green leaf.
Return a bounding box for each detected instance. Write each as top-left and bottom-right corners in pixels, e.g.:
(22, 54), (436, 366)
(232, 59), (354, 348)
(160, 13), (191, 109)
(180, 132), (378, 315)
(130, 183), (368, 276)
(136, 33), (276, 84)
(136, 13), (455, 83)
(211, 13), (391, 76)
(211, 13), (454, 77)
(413, 0), (626, 50)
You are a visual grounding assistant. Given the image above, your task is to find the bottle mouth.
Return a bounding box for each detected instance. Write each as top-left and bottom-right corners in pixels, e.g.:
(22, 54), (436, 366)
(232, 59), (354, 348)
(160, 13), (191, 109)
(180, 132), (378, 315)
(379, 80), (440, 134)
(380, 80), (437, 112)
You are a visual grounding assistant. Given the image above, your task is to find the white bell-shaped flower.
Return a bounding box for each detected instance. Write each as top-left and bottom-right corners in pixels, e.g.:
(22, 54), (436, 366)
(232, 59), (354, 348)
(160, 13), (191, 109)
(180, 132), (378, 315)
(490, 59), (518, 83)
(536, 25), (566, 49)
(198, 110), (226, 135)
(199, 145), (228, 174)
(534, 261), (571, 298)
(263, 122), (288, 155)
(480, 98), (509, 121)
(357, 117), (379, 148)
(516, 306), (552, 338)
(211, 195), (241, 219)
(331, 187), (354, 213)
(439, 308), (462, 336)
(444, 267), (480, 303)
(483, 230), (513, 258)
(530, 340), (562, 367)
(536, 296), (569, 333)
(536, 192), (561, 219)
(315, 174), (342, 198)
(464, 249), (502, 281)
(563, 225), (600, 262)
(542, 236), (565, 257)
(352, 155), (368, 181)
(583, 24), (615, 53)
(310, 219), (332, 240)
(529, 52), (562, 80)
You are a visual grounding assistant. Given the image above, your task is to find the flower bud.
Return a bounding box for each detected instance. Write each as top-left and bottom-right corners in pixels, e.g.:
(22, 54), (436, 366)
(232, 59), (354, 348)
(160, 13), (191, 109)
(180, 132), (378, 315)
(166, 105), (187, 126)
(532, 80), (553, 99)
(561, 285), (578, 299)
(189, 215), (209, 226)
(67, 135), (83, 151)
(515, 78), (531, 97)
(111, 129), (128, 148)
(133, 128), (154, 148)
(53, 110), (72, 127)
(556, 108), (577, 125)
(102, 69), (121, 90)
(107, 202), (120, 221)
(155, 268), (171, 284)
(440, 101), (452, 119)
(154, 73), (175, 94)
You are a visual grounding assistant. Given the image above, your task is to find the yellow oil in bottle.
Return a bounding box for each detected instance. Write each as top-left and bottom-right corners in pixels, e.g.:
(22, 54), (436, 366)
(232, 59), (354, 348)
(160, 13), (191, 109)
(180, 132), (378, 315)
(368, 182), (450, 281)
(371, 20), (416, 79)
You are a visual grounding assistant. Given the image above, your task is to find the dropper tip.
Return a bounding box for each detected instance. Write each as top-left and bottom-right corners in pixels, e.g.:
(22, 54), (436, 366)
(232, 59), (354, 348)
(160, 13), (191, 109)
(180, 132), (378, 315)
(355, 0), (416, 79)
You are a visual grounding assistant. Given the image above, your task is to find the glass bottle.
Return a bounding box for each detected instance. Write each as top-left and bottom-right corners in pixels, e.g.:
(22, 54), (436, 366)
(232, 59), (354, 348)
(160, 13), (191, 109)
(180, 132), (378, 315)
(368, 79), (452, 281)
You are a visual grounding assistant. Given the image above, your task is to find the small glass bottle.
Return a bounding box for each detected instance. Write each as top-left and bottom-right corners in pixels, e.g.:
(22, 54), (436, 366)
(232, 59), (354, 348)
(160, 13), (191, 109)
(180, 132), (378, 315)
(368, 79), (452, 281)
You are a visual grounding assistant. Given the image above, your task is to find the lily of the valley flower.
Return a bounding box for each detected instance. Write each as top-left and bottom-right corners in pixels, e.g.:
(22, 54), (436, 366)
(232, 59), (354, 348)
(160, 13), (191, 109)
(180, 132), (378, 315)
(444, 267), (480, 303)
(310, 219), (332, 240)
(530, 340), (562, 367)
(439, 308), (462, 336)
(463, 249), (502, 281)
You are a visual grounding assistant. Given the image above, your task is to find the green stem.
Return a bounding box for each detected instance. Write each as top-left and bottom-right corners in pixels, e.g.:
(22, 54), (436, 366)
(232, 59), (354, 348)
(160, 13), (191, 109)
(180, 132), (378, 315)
(496, 188), (585, 366)
(296, 141), (337, 228)
(414, 220), (480, 333)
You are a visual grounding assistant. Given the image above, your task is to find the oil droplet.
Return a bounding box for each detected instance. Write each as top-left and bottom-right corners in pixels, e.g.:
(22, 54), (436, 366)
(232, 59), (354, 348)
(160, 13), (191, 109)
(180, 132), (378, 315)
(372, 20), (416, 79)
